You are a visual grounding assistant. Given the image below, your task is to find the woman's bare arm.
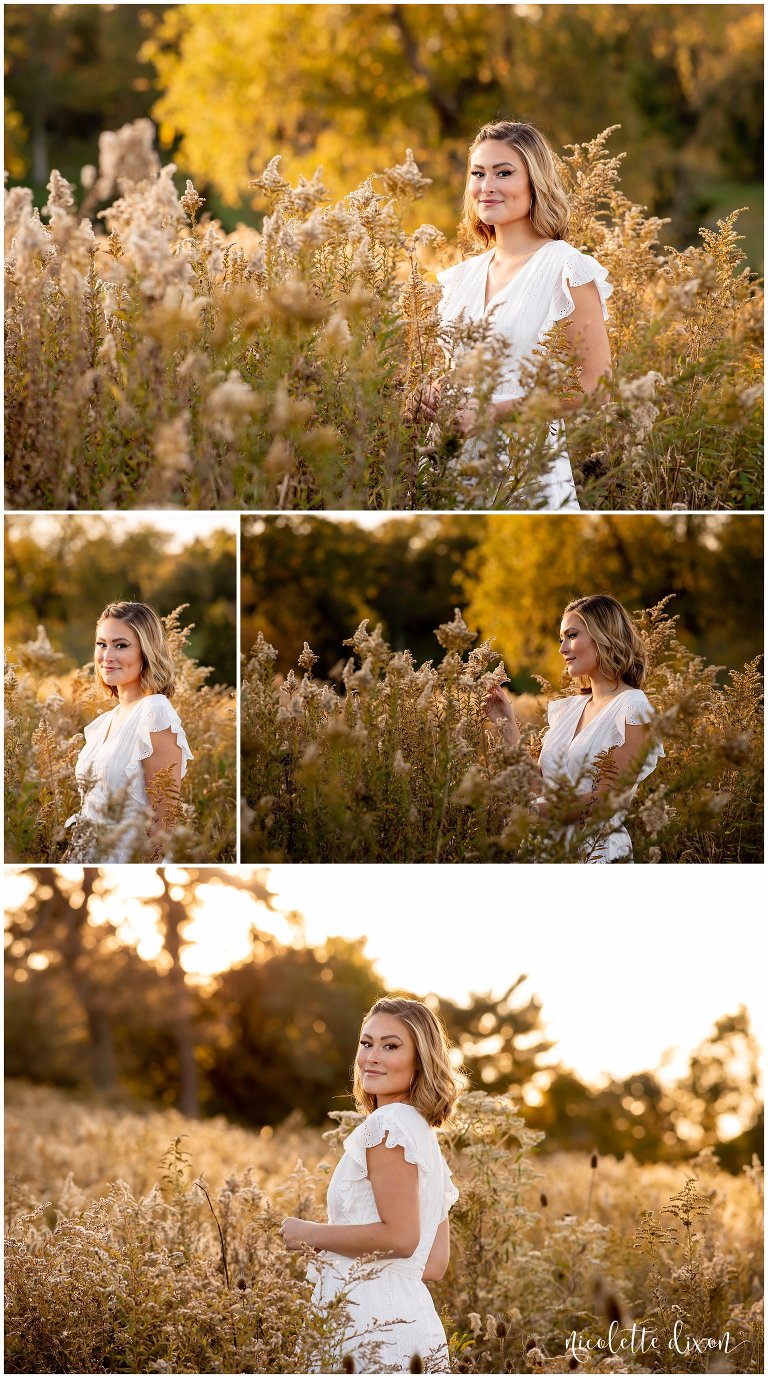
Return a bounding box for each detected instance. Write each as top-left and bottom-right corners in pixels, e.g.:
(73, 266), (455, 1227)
(141, 727), (183, 837)
(281, 1142), (420, 1258)
(538, 721), (651, 822)
(491, 279), (611, 423)
(422, 1218), (450, 1281)
(562, 278), (612, 397)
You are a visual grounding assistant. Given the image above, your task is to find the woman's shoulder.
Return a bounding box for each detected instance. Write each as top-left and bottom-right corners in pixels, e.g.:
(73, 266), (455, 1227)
(616, 687), (654, 718)
(548, 238), (611, 277)
(344, 1103), (433, 1170)
(550, 238), (601, 261)
(537, 239), (612, 323)
(616, 685), (652, 704)
(363, 1102), (434, 1148)
(368, 1101), (430, 1132)
(135, 693), (180, 723)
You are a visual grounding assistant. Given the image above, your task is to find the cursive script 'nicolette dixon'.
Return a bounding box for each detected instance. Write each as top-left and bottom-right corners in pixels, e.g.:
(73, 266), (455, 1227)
(565, 1320), (735, 1363)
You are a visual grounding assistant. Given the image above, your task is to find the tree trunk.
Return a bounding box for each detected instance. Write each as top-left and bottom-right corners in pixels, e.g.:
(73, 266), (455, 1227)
(160, 882), (200, 1119)
(52, 869), (120, 1093)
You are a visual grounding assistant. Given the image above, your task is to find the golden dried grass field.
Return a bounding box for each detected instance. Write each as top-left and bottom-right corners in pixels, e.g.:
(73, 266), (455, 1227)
(4, 1081), (763, 1374)
(241, 602), (763, 864)
(4, 123), (763, 512)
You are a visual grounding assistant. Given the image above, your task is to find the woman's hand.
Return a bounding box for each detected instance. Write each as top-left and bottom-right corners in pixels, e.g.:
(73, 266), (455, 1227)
(483, 684), (520, 749)
(280, 1217), (319, 1251)
(483, 684), (514, 724)
(454, 395), (482, 435)
(405, 380), (441, 424)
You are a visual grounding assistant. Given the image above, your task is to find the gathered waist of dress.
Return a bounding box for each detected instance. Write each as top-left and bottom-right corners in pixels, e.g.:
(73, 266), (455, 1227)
(318, 1251), (425, 1282)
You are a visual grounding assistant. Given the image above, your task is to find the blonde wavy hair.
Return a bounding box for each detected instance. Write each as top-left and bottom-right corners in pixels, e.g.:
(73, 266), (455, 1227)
(563, 594), (647, 691)
(95, 601), (175, 700)
(460, 119), (570, 251)
(353, 997), (464, 1128)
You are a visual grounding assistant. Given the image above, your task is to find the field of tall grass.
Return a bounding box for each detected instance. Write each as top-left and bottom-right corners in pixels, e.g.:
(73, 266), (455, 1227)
(4, 610), (236, 862)
(241, 600), (763, 864)
(5, 120), (762, 512)
(4, 1080), (763, 1373)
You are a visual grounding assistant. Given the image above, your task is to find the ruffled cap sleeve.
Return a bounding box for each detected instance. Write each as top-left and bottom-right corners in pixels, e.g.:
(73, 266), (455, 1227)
(605, 691), (665, 782)
(343, 1104), (432, 1176)
(442, 1158), (459, 1219)
(124, 695), (193, 805)
(550, 248), (612, 324)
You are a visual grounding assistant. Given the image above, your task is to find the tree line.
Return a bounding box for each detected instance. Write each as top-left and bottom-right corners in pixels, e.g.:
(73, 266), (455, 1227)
(241, 514), (763, 692)
(5, 518), (236, 688)
(5, 4), (763, 260)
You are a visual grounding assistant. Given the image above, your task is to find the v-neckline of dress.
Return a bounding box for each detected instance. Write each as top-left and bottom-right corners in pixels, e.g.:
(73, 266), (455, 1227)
(102, 696), (146, 746)
(568, 688), (634, 747)
(482, 240), (554, 315)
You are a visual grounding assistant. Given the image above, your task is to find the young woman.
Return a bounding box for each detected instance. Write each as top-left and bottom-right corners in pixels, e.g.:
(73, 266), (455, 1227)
(427, 119), (613, 511)
(485, 594), (663, 862)
(280, 997), (463, 1373)
(65, 601), (192, 861)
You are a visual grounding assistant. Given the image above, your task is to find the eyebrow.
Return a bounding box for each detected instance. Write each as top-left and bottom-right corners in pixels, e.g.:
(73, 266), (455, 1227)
(471, 160), (516, 169)
(560, 625), (581, 634)
(361, 1030), (404, 1041)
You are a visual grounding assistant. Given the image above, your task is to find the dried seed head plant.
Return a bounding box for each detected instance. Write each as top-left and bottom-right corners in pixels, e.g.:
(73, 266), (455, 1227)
(5, 1081), (763, 1373)
(241, 600), (762, 864)
(5, 122), (762, 511)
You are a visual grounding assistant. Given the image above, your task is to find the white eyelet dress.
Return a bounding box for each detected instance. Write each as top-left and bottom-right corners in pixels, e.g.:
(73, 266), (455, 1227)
(538, 688), (664, 863)
(308, 1102), (459, 1373)
(65, 693), (193, 862)
(437, 240), (612, 510)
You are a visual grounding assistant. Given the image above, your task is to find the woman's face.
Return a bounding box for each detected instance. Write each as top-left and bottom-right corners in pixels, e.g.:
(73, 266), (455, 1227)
(468, 139), (533, 230)
(357, 1013), (418, 1107)
(559, 614), (601, 680)
(95, 618), (144, 693)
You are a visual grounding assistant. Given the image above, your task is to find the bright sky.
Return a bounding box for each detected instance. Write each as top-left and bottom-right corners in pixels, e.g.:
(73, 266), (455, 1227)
(308, 512), (405, 529)
(9, 864), (762, 1089)
(6, 512), (239, 550)
(266, 864), (766, 1085)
